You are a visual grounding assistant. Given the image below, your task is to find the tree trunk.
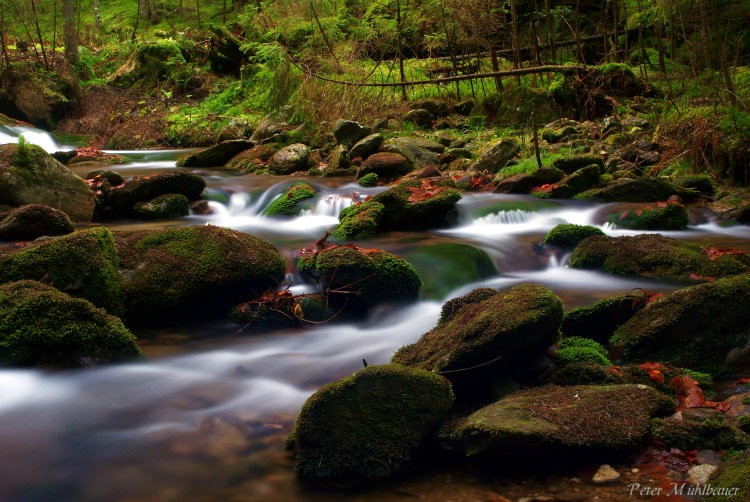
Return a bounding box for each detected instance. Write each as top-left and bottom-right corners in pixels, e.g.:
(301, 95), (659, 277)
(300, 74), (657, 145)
(30, 0), (50, 68)
(396, 0), (407, 101)
(63, 0), (79, 65)
(0, 8), (10, 68)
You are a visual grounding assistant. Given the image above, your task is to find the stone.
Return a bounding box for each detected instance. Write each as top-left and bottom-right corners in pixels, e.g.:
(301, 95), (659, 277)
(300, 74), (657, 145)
(494, 168), (564, 194)
(574, 178), (696, 203)
(380, 137), (441, 170)
(332, 119), (372, 148)
(102, 171), (205, 220)
(225, 144), (278, 172)
(262, 183), (316, 216)
(348, 133), (383, 160)
(592, 464), (621, 485)
(688, 464), (718, 486)
(132, 193), (190, 220)
(552, 155), (604, 174)
(606, 200), (689, 230)
(543, 224), (605, 249)
(561, 291), (649, 344)
(267, 143), (311, 174)
(471, 138), (521, 173)
(0, 143), (95, 222)
(357, 152), (411, 181)
(176, 139), (255, 167)
(0, 204), (74, 241)
(404, 108), (434, 127)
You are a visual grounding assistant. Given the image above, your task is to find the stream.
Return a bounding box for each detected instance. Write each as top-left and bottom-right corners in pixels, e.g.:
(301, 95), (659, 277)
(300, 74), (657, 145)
(2, 128), (750, 501)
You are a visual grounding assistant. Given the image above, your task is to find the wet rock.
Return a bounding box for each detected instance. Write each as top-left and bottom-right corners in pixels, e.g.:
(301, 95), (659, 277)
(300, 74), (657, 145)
(650, 408), (745, 451)
(115, 226), (286, 324)
(262, 183), (316, 216)
(348, 133), (383, 161)
(0, 204), (74, 241)
(471, 138), (520, 173)
(606, 200), (688, 230)
(176, 139), (255, 167)
(552, 362), (625, 386)
(536, 165), (600, 198)
(380, 137), (441, 170)
(568, 233), (750, 281)
(298, 245), (420, 316)
(86, 170), (124, 186)
(189, 200), (212, 215)
(574, 178), (696, 203)
(358, 152), (411, 181)
(0, 227), (124, 314)
(674, 174), (714, 197)
(267, 143), (311, 175)
(447, 384), (673, 459)
(696, 449), (722, 466)
(494, 168), (564, 194)
(0, 143), (95, 222)
(592, 464), (621, 485)
(393, 284), (562, 399)
(404, 108), (434, 127)
(103, 171), (205, 220)
(332, 119), (372, 148)
(287, 364), (454, 485)
(0, 280), (139, 368)
(561, 291), (649, 344)
(552, 155), (604, 175)
(735, 204), (750, 225)
(250, 116), (288, 143)
(226, 144), (278, 173)
(325, 144), (349, 173)
(543, 224), (605, 249)
(133, 193), (190, 220)
(611, 274), (750, 374)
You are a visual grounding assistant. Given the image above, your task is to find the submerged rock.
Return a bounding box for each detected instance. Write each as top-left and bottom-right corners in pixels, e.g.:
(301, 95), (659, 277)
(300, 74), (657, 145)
(0, 204), (74, 241)
(0, 143), (95, 222)
(611, 274), (750, 375)
(115, 226), (286, 324)
(0, 280), (140, 368)
(568, 234), (750, 281)
(447, 384), (673, 460)
(287, 364), (453, 485)
(0, 227), (124, 315)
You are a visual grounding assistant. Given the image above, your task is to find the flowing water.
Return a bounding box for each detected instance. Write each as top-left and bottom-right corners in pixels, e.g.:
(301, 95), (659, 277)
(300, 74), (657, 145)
(2, 129), (750, 501)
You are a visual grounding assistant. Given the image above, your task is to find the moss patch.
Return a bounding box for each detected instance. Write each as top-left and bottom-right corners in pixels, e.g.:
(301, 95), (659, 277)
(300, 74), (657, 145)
(543, 224), (605, 248)
(262, 183), (316, 216)
(607, 200), (689, 230)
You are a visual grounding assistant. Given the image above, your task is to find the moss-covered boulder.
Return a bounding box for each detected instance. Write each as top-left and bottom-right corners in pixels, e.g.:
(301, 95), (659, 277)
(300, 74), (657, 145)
(552, 362), (626, 386)
(574, 177), (696, 203)
(0, 227), (123, 315)
(393, 284), (563, 398)
(707, 449), (750, 501)
(358, 172), (378, 187)
(494, 167), (564, 194)
(0, 63), (79, 128)
(650, 409), (748, 452)
(542, 125), (578, 144)
(0, 204), (74, 241)
(103, 171), (205, 220)
(561, 291), (649, 344)
(299, 245), (420, 316)
(133, 193), (190, 220)
(674, 174), (714, 197)
(554, 336), (611, 366)
(380, 137), (440, 170)
(287, 364), (454, 485)
(402, 243), (498, 300)
(552, 154), (604, 174)
(568, 234), (750, 281)
(176, 139), (255, 167)
(447, 384), (673, 460)
(225, 144), (278, 172)
(471, 138), (521, 173)
(543, 224), (605, 249)
(115, 226), (286, 324)
(335, 179), (461, 239)
(606, 200), (689, 230)
(262, 183), (316, 216)
(0, 280), (139, 368)
(611, 275), (750, 375)
(267, 143), (311, 174)
(0, 143), (94, 222)
(533, 164), (600, 198)
(357, 152), (411, 181)
(108, 41), (190, 88)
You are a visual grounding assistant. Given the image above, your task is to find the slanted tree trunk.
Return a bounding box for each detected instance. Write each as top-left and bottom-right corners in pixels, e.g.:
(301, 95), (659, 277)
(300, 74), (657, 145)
(63, 0), (79, 66)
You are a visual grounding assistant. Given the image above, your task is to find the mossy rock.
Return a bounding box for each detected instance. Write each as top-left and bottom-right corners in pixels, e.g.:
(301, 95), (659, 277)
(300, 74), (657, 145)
(0, 227), (124, 315)
(447, 384), (674, 460)
(333, 201), (384, 240)
(535, 165), (600, 199)
(349, 133), (383, 160)
(606, 200), (688, 230)
(287, 364), (454, 486)
(568, 234), (750, 281)
(494, 167), (565, 194)
(0, 143), (95, 222)
(267, 143), (311, 175)
(115, 226), (286, 324)
(358, 173), (378, 187)
(225, 144), (279, 172)
(393, 284), (562, 399)
(104, 171), (205, 220)
(299, 245), (421, 316)
(707, 449), (750, 501)
(674, 174), (714, 197)
(471, 138), (521, 173)
(380, 137), (440, 170)
(133, 193), (190, 220)
(357, 152), (410, 181)
(176, 139), (255, 168)
(402, 243), (498, 300)
(108, 41), (190, 88)
(552, 155), (604, 174)
(332, 119), (372, 149)
(561, 291), (649, 344)
(0, 204), (74, 241)
(542, 126), (578, 144)
(555, 336), (611, 366)
(650, 409), (748, 452)
(262, 183), (316, 216)
(0, 280), (140, 368)
(230, 293), (331, 328)
(611, 275), (750, 376)
(574, 177), (696, 203)
(543, 224), (605, 249)
(552, 362), (625, 386)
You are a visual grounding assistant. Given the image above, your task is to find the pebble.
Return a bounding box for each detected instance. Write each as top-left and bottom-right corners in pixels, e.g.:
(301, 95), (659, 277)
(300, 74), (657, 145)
(591, 464), (621, 485)
(688, 464), (718, 485)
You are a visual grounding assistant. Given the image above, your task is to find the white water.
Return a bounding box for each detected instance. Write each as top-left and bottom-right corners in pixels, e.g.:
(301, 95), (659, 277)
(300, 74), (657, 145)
(0, 125), (66, 152)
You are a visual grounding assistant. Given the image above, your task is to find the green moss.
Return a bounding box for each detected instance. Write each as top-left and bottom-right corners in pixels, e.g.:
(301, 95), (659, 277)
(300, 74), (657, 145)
(650, 412), (748, 451)
(0, 280), (140, 368)
(542, 126), (578, 144)
(0, 227), (124, 315)
(358, 172), (378, 187)
(115, 226), (286, 324)
(544, 224), (605, 248)
(262, 183), (316, 216)
(552, 155), (604, 174)
(607, 201), (688, 230)
(287, 364), (454, 485)
(557, 336), (610, 358)
(708, 449), (750, 501)
(334, 200), (384, 240)
(574, 178), (695, 203)
(133, 193), (190, 220)
(674, 174), (715, 196)
(555, 346), (611, 366)
(561, 292), (648, 344)
(552, 362), (624, 386)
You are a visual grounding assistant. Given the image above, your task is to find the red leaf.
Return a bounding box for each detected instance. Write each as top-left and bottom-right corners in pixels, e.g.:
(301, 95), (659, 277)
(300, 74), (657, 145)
(670, 375), (705, 410)
(706, 247), (746, 261)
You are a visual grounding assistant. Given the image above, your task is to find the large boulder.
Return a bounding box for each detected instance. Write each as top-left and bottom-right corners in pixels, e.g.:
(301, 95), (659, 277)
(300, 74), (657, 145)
(298, 245), (421, 316)
(176, 139), (255, 167)
(287, 364), (454, 485)
(611, 275), (750, 375)
(561, 291), (650, 344)
(332, 119), (372, 148)
(357, 152), (411, 181)
(471, 138), (521, 173)
(552, 154), (604, 174)
(380, 137), (441, 170)
(348, 133), (383, 160)
(393, 284), (563, 398)
(606, 200), (689, 230)
(102, 171), (205, 220)
(0, 227), (124, 315)
(115, 226), (286, 324)
(574, 177), (696, 203)
(267, 143), (311, 174)
(0, 143), (94, 222)
(568, 234), (750, 281)
(0, 280), (140, 368)
(534, 164), (600, 198)
(0, 204), (74, 241)
(447, 384), (673, 460)
(225, 144), (278, 172)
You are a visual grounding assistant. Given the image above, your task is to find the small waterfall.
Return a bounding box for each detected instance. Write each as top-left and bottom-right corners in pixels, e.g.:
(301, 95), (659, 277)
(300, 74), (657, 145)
(474, 209), (535, 225)
(0, 125), (63, 153)
(299, 195), (354, 217)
